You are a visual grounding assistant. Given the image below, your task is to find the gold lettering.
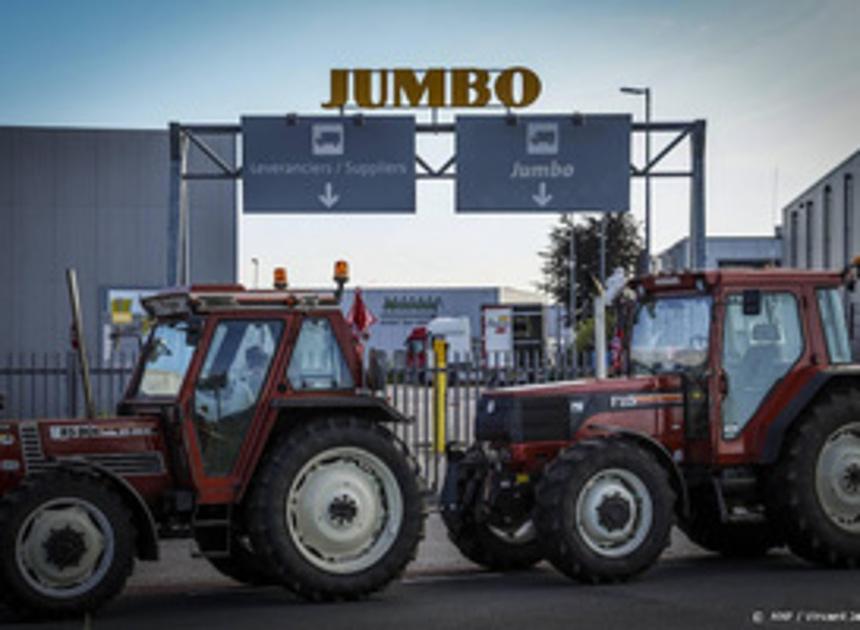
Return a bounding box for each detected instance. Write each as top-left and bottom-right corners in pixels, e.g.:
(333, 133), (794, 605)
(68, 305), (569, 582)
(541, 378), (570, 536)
(321, 69), (348, 109)
(323, 67), (542, 109)
(354, 69), (388, 108)
(393, 68), (445, 107)
(494, 67), (541, 107)
(451, 68), (492, 107)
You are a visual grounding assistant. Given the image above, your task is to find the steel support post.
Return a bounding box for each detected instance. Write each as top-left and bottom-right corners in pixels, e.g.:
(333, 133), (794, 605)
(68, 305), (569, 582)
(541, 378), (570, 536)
(167, 123), (183, 286)
(568, 213), (578, 376)
(689, 120), (707, 269)
(644, 90), (652, 274)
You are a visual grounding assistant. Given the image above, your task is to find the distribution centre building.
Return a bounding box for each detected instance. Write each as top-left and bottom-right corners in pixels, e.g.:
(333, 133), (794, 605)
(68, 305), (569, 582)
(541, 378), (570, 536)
(0, 126), (238, 359)
(780, 148), (859, 347)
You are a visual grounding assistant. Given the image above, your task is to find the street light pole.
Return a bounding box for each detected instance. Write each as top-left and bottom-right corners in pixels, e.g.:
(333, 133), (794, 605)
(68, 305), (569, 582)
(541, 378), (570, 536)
(251, 257), (260, 289)
(644, 88), (652, 273)
(621, 86), (652, 274)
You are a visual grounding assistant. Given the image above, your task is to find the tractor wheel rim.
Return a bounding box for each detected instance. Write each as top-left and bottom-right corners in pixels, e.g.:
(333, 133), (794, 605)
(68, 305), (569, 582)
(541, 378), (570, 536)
(575, 467), (653, 558)
(15, 497), (114, 599)
(816, 422), (860, 532)
(286, 446), (404, 575)
(487, 519), (537, 545)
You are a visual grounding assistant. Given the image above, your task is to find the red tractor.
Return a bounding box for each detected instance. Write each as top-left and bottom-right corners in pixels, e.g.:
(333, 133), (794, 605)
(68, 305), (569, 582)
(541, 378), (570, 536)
(442, 268), (860, 580)
(0, 263), (425, 618)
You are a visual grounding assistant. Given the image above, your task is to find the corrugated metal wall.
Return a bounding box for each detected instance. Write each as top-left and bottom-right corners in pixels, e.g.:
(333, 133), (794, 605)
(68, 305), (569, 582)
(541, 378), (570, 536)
(0, 126), (237, 357)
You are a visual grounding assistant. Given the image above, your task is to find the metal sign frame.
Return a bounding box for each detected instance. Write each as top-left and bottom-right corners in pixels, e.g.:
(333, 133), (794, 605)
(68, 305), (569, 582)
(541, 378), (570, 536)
(167, 116), (705, 286)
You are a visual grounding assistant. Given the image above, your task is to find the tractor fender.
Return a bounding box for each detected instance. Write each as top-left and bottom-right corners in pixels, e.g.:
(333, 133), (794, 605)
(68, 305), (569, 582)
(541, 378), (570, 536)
(587, 424), (690, 519)
(270, 395), (414, 425)
(55, 458), (160, 561)
(760, 367), (860, 464)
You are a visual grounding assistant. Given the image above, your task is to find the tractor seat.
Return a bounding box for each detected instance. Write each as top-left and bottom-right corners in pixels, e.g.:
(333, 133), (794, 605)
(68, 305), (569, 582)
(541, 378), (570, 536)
(739, 324), (782, 389)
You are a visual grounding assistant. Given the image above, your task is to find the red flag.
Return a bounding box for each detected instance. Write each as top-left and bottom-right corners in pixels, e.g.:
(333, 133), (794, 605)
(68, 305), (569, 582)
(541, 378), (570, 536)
(346, 288), (377, 336)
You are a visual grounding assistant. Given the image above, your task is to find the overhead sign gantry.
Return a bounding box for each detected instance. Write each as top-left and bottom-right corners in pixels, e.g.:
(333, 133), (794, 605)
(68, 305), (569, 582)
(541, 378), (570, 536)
(167, 66), (706, 286)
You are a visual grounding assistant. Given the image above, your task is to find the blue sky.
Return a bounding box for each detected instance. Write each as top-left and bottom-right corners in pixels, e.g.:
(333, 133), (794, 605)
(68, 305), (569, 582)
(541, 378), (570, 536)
(2, 0), (859, 290)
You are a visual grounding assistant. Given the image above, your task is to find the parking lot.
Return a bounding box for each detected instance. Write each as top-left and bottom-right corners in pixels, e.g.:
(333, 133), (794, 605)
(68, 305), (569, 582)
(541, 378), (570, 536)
(3, 514), (858, 630)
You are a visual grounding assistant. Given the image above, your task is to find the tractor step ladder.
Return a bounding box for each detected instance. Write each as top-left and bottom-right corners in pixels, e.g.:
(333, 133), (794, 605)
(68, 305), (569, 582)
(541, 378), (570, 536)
(192, 504), (233, 558)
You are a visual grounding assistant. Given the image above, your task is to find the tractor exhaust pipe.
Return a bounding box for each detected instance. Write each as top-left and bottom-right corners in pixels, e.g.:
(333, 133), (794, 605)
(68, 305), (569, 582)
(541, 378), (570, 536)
(66, 268), (96, 419)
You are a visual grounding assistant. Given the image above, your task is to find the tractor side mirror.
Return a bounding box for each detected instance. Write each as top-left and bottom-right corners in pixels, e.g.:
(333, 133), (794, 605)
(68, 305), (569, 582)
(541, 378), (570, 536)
(366, 350), (387, 392)
(185, 317), (204, 346)
(742, 290), (761, 316)
(197, 372), (228, 392)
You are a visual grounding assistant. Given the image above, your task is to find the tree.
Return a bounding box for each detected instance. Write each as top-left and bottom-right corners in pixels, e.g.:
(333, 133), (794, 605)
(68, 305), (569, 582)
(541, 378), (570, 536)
(538, 213), (642, 326)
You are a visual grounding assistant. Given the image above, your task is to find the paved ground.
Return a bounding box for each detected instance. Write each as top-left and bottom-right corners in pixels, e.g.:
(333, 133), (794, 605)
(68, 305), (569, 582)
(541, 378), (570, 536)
(3, 515), (860, 629)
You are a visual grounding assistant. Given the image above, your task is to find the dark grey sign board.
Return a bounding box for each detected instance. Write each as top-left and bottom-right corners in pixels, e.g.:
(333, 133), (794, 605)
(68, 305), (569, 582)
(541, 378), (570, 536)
(456, 114), (631, 212)
(242, 116), (415, 213)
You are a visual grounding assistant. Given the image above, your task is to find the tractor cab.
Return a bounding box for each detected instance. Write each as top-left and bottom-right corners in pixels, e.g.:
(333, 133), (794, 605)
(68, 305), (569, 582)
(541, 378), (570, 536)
(629, 269), (851, 463)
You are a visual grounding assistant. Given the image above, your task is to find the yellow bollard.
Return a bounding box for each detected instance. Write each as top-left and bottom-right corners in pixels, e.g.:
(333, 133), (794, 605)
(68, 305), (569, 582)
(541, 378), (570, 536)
(433, 338), (448, 455)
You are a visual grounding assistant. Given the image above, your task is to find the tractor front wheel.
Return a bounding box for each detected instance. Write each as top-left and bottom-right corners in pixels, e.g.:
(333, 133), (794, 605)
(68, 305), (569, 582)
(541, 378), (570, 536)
(535, 439), (674, 583)
(448, 518), (543, 572)
(0, 470), (136, 618)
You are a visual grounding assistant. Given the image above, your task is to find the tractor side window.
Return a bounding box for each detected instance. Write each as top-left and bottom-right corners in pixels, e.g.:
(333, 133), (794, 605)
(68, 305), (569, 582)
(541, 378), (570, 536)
(817, 288), (852, 363)
(288, 318), (354, 390)
(193, 320), (283, 476)
(721, 293), (803, 439)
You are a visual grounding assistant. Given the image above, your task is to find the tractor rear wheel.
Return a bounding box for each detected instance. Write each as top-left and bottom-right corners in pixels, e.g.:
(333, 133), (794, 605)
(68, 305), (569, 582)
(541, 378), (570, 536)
(535, 439), (674, 583)
(0, 470), (136, 618)
(247, 416), (424, 601)
(769, 390), (860, 567)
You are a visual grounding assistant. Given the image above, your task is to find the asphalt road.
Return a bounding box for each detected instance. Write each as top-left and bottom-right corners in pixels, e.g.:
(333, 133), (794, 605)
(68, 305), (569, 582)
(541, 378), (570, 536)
(3, 515), (859, 630)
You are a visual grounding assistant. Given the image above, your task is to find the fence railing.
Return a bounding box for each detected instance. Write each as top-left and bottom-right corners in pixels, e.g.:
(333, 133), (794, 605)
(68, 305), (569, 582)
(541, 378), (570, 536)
(0, 353), (137, 420)
(0, 349), (591, 490)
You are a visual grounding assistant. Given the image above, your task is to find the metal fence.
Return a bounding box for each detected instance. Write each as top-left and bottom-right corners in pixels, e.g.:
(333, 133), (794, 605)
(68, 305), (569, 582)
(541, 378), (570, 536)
(0, 350), (589, 490)
(0, 353), (137, 420)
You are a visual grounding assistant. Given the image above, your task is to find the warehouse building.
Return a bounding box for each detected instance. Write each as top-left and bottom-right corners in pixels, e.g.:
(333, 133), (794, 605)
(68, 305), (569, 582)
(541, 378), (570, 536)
(781, 149), (859, 346)
(0, 125), (237, 418)
(657, 235), (781, 272)
(781, 150), (858, 271)
(338, 286), (553, 365)
(0, 126), (237, 360)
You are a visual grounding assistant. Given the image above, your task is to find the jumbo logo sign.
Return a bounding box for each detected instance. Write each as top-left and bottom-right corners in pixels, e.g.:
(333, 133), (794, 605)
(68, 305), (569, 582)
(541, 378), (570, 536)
(322, 67), (542, 109)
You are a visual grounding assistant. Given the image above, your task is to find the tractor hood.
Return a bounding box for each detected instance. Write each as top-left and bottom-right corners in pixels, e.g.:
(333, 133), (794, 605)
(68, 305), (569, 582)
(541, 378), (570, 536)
(475, 375), (684, 443)
(0, 415), (166, 481)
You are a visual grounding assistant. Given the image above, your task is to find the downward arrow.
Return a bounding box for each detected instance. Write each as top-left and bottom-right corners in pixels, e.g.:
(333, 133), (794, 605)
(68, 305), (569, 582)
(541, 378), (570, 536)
(318, 182), (340, 209)
(532, 181), (553, 207)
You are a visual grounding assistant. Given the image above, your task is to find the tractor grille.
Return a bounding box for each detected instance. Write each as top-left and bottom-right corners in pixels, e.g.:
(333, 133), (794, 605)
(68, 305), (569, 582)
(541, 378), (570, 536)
(19, 422), (50, 474)
(73, 453), (166, 476)
(19, 423), (164, 477)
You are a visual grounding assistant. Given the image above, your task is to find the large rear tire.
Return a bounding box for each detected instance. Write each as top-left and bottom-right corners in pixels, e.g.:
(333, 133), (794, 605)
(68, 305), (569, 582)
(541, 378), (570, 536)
(0, 470), (136, 618)
(247, 417), (425, 600)
(769, 390), (860, 567)
(535, 439), (674, 583)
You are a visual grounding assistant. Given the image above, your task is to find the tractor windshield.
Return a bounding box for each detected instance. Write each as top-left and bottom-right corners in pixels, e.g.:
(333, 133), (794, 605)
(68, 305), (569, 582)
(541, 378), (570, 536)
(630, 295), (712, 375)
(134, 321), (199, 398)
